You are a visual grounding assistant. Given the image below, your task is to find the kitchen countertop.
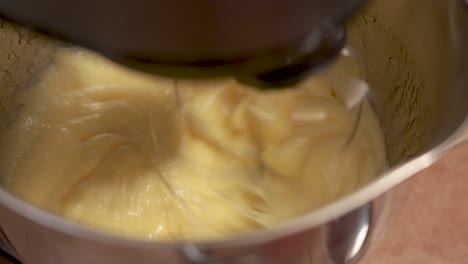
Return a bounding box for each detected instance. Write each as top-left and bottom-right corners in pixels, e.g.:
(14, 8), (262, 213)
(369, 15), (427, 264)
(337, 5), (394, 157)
(362, 144), (468, 264)
(0, 145), (466, 264)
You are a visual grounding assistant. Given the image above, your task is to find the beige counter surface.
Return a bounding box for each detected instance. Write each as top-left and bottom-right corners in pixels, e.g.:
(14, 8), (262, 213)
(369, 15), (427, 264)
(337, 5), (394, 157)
(362, 144), (468, 264)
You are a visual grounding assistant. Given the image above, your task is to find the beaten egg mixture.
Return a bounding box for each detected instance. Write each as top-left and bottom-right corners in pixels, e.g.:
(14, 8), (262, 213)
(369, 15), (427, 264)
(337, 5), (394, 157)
(0, 49), (386, 240)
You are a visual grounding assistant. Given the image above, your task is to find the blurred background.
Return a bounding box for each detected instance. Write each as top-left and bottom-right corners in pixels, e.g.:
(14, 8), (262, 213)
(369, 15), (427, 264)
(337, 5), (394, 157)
(363, 144), (468, 264)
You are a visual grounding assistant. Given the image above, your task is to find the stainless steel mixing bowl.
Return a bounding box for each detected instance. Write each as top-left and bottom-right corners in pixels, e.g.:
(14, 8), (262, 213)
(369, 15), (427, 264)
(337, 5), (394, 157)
(0, 0), (466, 263)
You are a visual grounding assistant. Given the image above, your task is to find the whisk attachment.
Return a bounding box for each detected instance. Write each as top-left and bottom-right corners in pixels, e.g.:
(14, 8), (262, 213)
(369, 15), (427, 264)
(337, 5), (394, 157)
(324, 47), (369, 148)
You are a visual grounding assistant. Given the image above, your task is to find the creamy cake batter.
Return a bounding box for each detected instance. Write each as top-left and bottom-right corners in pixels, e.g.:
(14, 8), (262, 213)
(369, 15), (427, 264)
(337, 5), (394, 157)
(0, 49), (386, 240)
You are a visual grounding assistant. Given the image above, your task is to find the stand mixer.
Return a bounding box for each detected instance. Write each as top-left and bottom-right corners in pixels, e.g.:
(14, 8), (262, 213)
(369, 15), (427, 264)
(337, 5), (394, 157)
(0, 0), (365, 88)
(0, 0), (466, 264)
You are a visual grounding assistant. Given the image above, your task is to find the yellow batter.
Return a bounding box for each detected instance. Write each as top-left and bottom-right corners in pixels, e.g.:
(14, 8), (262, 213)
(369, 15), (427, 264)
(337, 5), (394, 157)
(0, 49), (386, 240)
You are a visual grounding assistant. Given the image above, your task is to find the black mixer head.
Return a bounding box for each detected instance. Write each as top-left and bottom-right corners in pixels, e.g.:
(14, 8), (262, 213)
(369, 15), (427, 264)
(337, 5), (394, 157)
(0, 0), (364, 89)
(235, 27), (347, 89)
